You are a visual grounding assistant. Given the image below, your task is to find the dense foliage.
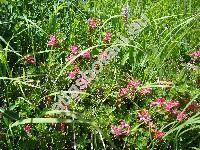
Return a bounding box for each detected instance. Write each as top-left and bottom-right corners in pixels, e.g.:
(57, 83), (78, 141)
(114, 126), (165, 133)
(0, 0), (200, 149)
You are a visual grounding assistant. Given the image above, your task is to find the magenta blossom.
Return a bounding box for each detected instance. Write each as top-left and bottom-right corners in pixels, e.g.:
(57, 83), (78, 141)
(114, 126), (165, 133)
(150, 97), (165, 107)
(81, 50), (90, 58)
(119, 87), (129, 96)
(187, 101), (199, 110)
(172, 109), (179, 115)
(74, 66), (80, 74)
(66, 54), (73, 61)
(154, 130), (165, 139)
(24, 124), (32, 133)
(111, 125), (122, 136)
(177, 111), (187, 122)
(88, 18), (97, 28)
(47, 35), (57, 46)
(191, 50), (200, 57)
(111, 120), (130, 137)
(103, 32), (112, 42)
(164, 100), (179, 111)
(70, 44), (78, 54)
(140, 87), (152, 95)
(68, 71), (76, 79)
(138, 109), (151, 123)
(128, 80), (140, 89)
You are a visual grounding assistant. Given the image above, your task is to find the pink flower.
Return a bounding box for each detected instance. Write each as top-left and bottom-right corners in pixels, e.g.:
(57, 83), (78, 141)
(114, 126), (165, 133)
(119, 120), (129, 128)
(111, 120), (130, 136)
(99, 50), (108, 59)
(66, 54), (73, 61)
(47, 35), (57, 46)
(177, 111), (187, 121)
(187, 101), (199, 110)
(127, 80), (140, 89)
(150, 97), (165, 107)
(174, 101), (180, 107)
(164, 101), (175, 111)
(68, 71), (76, 79)
(111, 125), (122, 136)
(191, 50), (200, 57)
(140, 87), (152, 95)
(88, 18), (97, 28)
(119, 87), (129, 96)
(70, 44), (78, 54)
(138, 109), (151, 123)
(164, 100), (180, 111)
(103, 32), (112, 42)
(74, 66), (80, 74)
(23, 124), (32, 133)
(172, 109), (179, 115)
(81, 50), (90, 58)
(154, 130), (165, 139)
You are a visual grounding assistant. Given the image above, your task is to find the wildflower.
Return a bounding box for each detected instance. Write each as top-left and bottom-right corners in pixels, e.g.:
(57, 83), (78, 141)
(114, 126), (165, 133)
(99, 50), (108, 59)
(140, 87), (152, 95)
(111, 125), (122, 136)
(24, 54), (36, 65)
(172, 109), (179, 115)
(191, 50), (200, 57)
(177, 111), (187, 121)
(66, 54), (73, 61)
(154, 130), (165, 139)
(47, 35), (57, 46)
(111, 120), (130, 137)
(119, 120), (129, 128)
(187, 101), (199, 110)
(68, 71), (76, 79)
(150, 97), (165, 107)
(81, 50), (90, 58)
(119, 87), (129, 96)
(60, 123), (65, 132)
(164, 100), (179, 111)
(70, 44), (78, 54)
(88, 18), (97, 28)
(127, 80), (140, 89)
(103, 32), (112, 42)
(122, 5), (129, 22)
(73, 66), (80, 74)
(23, 124), (32, 133)
(138, 109), (151, 123)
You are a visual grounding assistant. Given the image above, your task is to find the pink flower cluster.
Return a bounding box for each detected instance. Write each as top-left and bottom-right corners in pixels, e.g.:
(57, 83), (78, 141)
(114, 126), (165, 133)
(119, 79), (141, 97)
(23, 124), (32, 133)
(150, 97), (179, 111)
(140, 87), (152, 95)
(150, 97), (190, 121)
(111, 120), (130, 137)
(191, 50), (200, 57)
(70, 44), (78, 55)
(81, 50), (90, 58)
(137, 109), (151, 123)
(118, 79), (154, 97)
(103, 32), (112, 42)
(68, 65), (81, 79)
(187, 101), (199, 110)
(65, 43), (91, 79)
(88, 18), (97, 28)
(154, 130), (165, 139)
(47, 35), (57, 46)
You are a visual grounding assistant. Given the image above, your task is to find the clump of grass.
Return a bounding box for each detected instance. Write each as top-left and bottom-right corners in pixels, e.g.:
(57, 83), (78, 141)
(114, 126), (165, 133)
(0, 0), (200, 149)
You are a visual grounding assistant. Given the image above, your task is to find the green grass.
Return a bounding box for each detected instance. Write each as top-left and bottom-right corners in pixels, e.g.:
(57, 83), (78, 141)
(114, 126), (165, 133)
(0, 0), (200, 149)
